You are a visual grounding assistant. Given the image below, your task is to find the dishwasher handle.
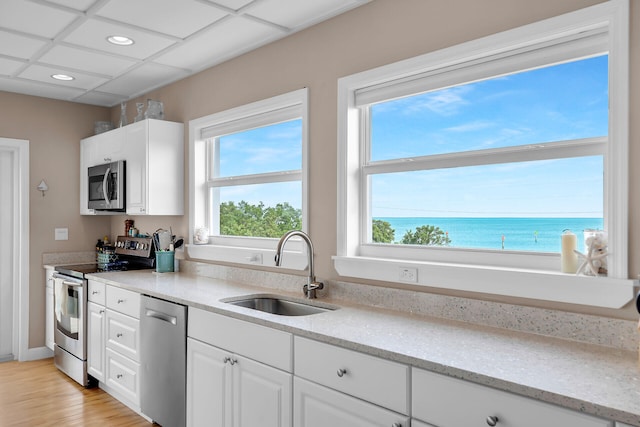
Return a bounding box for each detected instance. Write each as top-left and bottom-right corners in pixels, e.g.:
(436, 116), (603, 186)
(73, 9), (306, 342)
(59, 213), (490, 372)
(145, 308), (177, 325)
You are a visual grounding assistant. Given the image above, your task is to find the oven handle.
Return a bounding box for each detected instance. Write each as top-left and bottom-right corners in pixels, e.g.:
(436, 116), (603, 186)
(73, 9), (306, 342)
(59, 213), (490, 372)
(102, 166), (111, 205)
(53, 273), (84, 286)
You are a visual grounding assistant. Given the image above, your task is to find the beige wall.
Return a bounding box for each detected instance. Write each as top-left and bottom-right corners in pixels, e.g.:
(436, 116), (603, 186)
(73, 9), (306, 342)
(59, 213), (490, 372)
(5, 0), (639, 349)
(115, 0), (638, 316)
(0, 92), (111, 347)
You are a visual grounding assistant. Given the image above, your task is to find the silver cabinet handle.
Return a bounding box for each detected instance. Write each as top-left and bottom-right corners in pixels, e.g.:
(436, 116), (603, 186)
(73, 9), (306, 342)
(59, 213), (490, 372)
(230, 358), (238, 365)
(337, 368), (347, 377)
(223, 357), (231, 364)
(117, 299), (124, 304)
(486, 415), (499, 426)
(92, 290), (99, 295)
(223, 357), (237, 365)
(116, 374), (123, 379)
(116, 333), (123, 338)
(99, 309), (105, 314)
(392, 423), (402, 427)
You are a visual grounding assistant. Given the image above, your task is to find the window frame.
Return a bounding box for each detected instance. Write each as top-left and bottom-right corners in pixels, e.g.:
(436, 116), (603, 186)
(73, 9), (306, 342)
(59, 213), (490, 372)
(335, 1), (633, 308)
(188, 88), (309, 268)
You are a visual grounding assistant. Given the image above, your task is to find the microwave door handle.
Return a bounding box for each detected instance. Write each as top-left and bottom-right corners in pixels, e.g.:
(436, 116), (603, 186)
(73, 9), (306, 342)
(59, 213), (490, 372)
(102, 167), (111, 205)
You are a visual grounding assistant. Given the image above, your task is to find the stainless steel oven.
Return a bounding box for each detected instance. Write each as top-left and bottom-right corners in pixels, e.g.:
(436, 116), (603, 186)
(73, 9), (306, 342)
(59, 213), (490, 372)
(53, 272), (89, 386)
(88, 160), (125, 211)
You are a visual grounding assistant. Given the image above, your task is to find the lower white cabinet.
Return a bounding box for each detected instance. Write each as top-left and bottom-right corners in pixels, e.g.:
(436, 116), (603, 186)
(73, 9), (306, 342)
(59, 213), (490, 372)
(45, 266), (55, 351)
(412, 368), (612, 427)
(294, 377), (409, 427)
(187, 308), (293, 427)
(87, 301), (105, 381)
(186, 337), (292, 427)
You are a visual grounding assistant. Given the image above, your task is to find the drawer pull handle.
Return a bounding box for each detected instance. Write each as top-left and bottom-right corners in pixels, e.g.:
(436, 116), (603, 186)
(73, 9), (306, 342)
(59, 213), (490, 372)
(116, 333), (123, 338)
(392, 424), (402, 427)
(337, 368), (347, 377)
(92, 291), (99, 295)
(486, 416), (499, 426)
(117, 299), (125, 304)
(230, 358), (238, 365)
(116, 374), (123, 379)
(99, 309), (105, 314)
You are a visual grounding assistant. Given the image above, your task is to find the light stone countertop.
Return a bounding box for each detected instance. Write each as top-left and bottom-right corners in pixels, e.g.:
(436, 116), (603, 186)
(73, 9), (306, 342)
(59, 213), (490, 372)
(87, 269), (640, 426)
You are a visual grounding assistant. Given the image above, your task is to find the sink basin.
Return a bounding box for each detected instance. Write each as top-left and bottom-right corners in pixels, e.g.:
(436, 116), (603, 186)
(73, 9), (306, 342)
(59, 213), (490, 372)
(223, 295), (337, 316)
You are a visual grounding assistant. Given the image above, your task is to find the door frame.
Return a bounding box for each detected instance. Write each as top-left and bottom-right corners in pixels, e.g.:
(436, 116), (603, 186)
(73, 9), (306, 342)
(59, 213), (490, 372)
(0, 138), (29, 361)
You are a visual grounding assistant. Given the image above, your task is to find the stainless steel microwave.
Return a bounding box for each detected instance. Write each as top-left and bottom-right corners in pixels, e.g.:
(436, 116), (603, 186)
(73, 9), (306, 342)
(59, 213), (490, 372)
(88, 160), (125, 211)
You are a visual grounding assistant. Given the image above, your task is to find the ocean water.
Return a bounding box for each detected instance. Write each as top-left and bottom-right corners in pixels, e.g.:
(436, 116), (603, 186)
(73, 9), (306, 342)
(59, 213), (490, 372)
(374, 217), (604, 253)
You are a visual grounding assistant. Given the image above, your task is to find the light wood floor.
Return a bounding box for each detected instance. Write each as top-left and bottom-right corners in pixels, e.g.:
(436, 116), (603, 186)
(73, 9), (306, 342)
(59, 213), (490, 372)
(0, 358), (151, 426)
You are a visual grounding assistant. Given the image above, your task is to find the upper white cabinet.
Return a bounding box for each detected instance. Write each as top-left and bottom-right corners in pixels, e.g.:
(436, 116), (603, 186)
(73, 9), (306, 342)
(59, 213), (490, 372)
(125, 119), (184, 215)
(80, 119), (184, 216)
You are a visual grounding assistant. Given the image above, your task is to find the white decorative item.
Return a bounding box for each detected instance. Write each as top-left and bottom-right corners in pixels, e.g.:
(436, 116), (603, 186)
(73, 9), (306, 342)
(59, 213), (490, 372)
(575, 229), (608, 276)
(560, 230), (578, 273)
(134, 102), (144, 122)
(194, 227), (209, 244)
(119, 102), (127, 127)
(144, 99), (164, 120)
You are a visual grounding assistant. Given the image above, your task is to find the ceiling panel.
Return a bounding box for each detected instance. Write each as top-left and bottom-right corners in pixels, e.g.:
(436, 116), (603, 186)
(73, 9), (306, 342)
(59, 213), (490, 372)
(19, 64), (108, 90)
(39, 45), (137, 76)
(0, 0), (370, 106)
(154, 16), (283, 71)
(0, 30), (48, 61)
(96, 0), (229, 39)
(62, 19), (178, 60)
(0, 0), (79, 38)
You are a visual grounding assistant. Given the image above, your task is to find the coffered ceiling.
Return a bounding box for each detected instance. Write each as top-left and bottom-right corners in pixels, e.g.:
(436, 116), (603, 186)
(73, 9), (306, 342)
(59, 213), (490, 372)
(0, 0), (369, 106)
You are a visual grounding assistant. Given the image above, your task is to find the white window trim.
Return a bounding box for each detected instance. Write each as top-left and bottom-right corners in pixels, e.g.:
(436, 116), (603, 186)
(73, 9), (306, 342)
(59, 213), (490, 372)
(188, 88), (309, 269)
(335, 1), (634, 308)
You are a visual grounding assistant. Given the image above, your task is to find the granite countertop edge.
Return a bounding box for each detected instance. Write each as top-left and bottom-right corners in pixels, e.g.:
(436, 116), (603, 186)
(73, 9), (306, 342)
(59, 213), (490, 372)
(86, 270), (640, 426)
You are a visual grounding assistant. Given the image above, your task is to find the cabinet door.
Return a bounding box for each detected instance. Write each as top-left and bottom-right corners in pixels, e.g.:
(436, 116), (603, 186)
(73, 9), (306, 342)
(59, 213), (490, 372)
(45, 267), (55, 351)
(87, 302), (105, 381)
(125, 121), (147, 214)
(187, 338), (231, 427)
(234, 354), (292, 427)
(294, 377), (409, 427)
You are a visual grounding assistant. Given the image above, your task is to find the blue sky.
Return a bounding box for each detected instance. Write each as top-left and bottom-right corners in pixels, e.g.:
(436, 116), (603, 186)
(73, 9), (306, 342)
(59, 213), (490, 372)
(370, 55), (608, 218)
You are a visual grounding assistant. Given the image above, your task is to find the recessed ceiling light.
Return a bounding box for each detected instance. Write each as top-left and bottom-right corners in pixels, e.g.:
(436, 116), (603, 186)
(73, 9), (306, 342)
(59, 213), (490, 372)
(51, 74), (75, 81)
(107, 35), (134, 46)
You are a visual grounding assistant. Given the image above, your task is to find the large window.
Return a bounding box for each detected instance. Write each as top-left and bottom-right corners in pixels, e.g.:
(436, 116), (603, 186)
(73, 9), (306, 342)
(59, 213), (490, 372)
(336, 1), (632, 307)
(189, 89), (308, 266)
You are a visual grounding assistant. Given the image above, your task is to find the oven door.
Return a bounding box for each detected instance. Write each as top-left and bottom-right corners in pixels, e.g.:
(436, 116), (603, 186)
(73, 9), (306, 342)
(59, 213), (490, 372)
(53, 273), (86, 360)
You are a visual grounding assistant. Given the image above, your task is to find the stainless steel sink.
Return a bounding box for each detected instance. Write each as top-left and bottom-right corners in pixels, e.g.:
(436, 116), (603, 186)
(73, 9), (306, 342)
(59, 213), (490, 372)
(223, 295), (337, 316)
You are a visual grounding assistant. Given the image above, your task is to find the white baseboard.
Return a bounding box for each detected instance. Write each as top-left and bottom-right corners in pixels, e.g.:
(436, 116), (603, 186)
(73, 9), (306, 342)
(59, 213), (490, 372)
(20, 346), (54, 361)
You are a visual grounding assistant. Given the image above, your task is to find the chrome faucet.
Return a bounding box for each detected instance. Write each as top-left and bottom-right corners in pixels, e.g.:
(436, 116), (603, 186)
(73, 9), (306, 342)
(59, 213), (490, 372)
(275, 230), (324, 299)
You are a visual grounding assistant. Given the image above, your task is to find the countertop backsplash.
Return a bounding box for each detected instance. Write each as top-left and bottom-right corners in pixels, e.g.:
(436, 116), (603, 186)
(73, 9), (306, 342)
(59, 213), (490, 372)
(180, 259), (638, 352)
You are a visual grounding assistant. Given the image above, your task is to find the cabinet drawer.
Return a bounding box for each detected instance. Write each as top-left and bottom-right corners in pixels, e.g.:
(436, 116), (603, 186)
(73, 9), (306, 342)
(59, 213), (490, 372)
(412, 368), (612, 427)
(106, 286), (140, 318)
(106, 309), (140, 362)
(106, 348), (140, 406)
(188, 307), (292, 372)
(294, 336), (409, 415)
(88, 280), (106, 305)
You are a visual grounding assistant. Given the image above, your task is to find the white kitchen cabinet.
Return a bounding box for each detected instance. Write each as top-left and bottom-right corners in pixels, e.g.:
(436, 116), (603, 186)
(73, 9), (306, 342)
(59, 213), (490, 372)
(412, 368), (612, 427)
(87, 301), (105, 381)
(294, 377), (409, 427)
(79, 127), (127, 215)
(125, 119), (184, 215)
(44, 266), (55, 351)
(187, 308), (292, 427)
(87, 281), (141, 411)
(80, 119), (183, 215)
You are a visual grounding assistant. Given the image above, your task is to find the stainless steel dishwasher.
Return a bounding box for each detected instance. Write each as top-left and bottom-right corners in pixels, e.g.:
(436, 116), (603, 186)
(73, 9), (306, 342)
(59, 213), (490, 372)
(140, 295), (187, 427)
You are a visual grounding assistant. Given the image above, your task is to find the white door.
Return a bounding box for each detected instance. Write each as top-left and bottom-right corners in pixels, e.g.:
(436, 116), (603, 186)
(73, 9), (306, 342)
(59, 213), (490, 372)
(0, 148), (13, 360)
(293, 377), (409, 427)
(234, 354), (292, 427)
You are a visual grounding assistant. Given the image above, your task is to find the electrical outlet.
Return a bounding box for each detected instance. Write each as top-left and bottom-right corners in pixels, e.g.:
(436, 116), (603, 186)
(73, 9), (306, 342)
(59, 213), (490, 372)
(399, 267), (418, 283)
(247, 253), (263, 265)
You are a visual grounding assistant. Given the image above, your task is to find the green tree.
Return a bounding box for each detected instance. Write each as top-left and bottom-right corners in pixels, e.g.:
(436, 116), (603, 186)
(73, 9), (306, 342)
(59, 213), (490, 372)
(372, 219), (395, 243)
(220, 201), (302, 238)
(401, 225), (451, 246)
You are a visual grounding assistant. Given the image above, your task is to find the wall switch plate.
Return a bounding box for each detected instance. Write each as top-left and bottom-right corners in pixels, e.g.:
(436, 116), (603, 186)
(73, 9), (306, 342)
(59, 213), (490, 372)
(399, 267), (418, 283)
(55, 227), (69, 241)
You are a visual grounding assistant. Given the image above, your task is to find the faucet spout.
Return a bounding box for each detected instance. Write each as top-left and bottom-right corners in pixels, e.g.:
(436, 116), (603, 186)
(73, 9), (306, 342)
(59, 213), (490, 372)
(275, 230), (324, 298)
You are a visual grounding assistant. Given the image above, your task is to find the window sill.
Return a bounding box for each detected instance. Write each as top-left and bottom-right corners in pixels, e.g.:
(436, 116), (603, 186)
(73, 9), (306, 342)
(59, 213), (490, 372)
(187, 243), (307, 270)
(332, 255), (635, 309)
